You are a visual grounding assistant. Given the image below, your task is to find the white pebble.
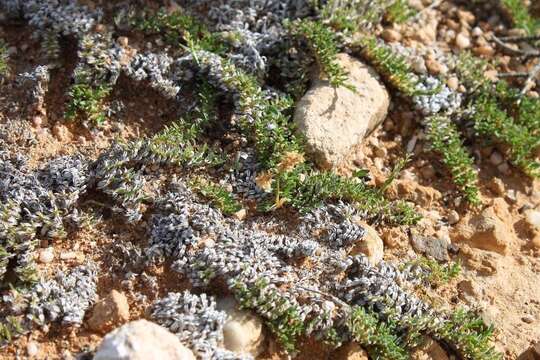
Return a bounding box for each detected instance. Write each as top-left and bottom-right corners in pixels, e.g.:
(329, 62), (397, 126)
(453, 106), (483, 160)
(39, 247), (54, 263)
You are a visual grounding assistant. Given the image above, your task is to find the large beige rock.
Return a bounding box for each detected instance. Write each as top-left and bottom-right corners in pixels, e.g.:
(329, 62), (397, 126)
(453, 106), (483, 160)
(94, 320), (195, 360)
(294, 53), (390, 169)
(88, 290), (130, 333)
(351, 221), (384, 265)
(217, 297), (265, 357)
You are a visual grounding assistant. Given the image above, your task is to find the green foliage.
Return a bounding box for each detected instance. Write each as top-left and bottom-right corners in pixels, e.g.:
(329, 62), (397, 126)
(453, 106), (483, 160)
(405, 257), (461, 285)
(394, 308), (501, 359)
(320, 0), (414, 32)
(0, 316), (24, 343)
(146, 121), (223, 167)
(0, 39), (8, 77)
(500, 0), (540, 34)
(231, 277), (305, 354)
(288, 19), (353, 89)
(347, 306), (409, 360)
(425, 115), (480, 205)
(456, 53), (540, 178)
(133, 9), (225, 53)
(472, 90), (540, 177)
(270, 167), (420, 225)
(433, 309), (501, 360)
(189, 177), (242, 215)
(355, 36), (418, 96)
(385, 0), (417, 24)
(65, 83), (111, 125)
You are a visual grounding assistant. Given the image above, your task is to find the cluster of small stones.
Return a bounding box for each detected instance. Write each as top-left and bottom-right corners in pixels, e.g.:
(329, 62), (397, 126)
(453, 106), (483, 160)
(0, 0), (464, 357)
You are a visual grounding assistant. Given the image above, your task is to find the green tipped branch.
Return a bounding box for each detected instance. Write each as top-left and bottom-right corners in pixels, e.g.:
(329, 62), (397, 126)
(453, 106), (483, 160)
(354, 36), (419, 96)
(425, 115), (481, 205)
(347, 306), (409, 360)
(288, 19), (353, 89)
(189, 177), (242, 215)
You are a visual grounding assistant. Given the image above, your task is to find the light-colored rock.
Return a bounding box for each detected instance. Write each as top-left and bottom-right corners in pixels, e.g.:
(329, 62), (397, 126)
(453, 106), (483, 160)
(412, 338), (449, 360)
(52, 124), (71, 142)
(391, 180), (442, 207)
(27, 341), (39, 357)
(446, 77), (459, 90)
(233, 208), (247, 221)
(88, 290), (130, 333)
(381, 28), (402, 42)
(487, 177), (505, 196)
(524, 210), (540, 231)
(410, 233), (449, 261)
(217, 297), (265, 357)
(294, 54), (390, 169)
(448, 210), (460, 225)
(453, 199), (515, 254)
(490, 151), (504, 166)
(334, 342), (369, 360)
(455, 33), (471, 49)
(94, 320), (195, 360)
(39, 247), (54, 263)
(351, 221), (384, 265)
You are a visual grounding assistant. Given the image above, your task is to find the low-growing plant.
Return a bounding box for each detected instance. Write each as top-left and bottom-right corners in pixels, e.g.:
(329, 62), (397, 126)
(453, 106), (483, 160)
(347, 306), (409, 360)
(385, 0), (417, 24)
(288, 19), (353, 89)
(500, 0), (540, 34)
(405, 257), (461, 285)
(65, 82), (111, 125)
(0, 39), (8, 78)
(133, 8), (225, 53)
(355, 36), (419, 95)
(472, 90), (540, 177)
(425, 115), (481, 205)
(189, 177), (242, 216)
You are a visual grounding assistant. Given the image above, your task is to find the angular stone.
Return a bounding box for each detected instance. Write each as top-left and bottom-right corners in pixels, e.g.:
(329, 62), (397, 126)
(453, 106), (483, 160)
(410, 233), (449, 261)
(88, 290), (130, 333)
(333, 342), (369, 360)
(453, 199), (515, 254)
(294, 53), (389, 169)
(94, 320), (195, 360)
(217, 297), (265, 357)
(351, 221), (384, 265)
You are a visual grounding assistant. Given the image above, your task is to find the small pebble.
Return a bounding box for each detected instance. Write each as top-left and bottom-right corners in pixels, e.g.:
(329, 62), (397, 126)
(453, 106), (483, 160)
(472, 27), (483, 37)
(522, 315), (535, 324)
(32, 116), (43, 128)
(374, 146), (387, 158)
(448, 210), (460, 225)
(455, 33), (471, 49)
(117, 36), (129, 47)
(497, 162), (510, 175)
(489, 151), (504, 166)
(27, 341), (39, 357)
(39, 247), (54, 263)
(447, 77), (459, 90)
(381, 28), (402, 42)
(420, 165), (436, 179)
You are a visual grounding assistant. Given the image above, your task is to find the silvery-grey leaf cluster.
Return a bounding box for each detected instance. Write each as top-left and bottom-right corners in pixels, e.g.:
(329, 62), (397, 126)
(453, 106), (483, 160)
(16, 65), (50, 115)
(0, 0), (102, 38)
(300, 202), (366, 248)
(0, 151), (88, 283)
(338, 255), (432, 320)
(151, 291), (251, 360)
(200, 0), (313, 76)
(26, 264), (97, 326)
(413, 76), (462, 115)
